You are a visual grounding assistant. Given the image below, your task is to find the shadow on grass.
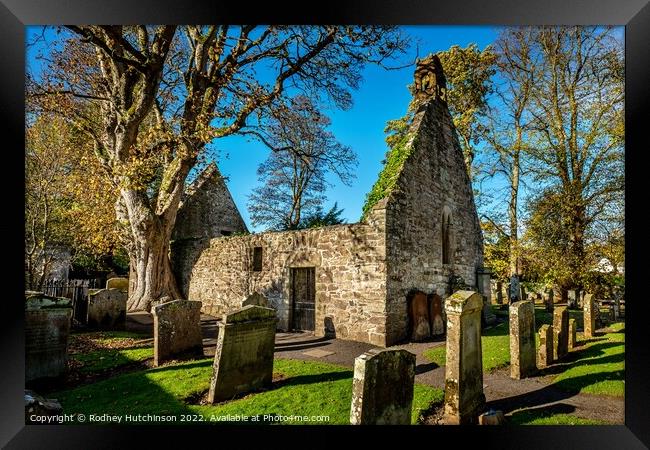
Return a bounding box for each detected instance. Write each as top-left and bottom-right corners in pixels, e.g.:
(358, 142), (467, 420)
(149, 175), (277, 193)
(415, 362), (440, 375)
(273, 370), (352, 388)
(507, 403), (576, 425)
(487, 370), (624, 415)
(274, 341), (332, 352)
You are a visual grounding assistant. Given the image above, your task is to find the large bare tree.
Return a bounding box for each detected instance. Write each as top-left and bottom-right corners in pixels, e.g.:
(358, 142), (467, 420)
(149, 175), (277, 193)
(28, 25), (409, 310)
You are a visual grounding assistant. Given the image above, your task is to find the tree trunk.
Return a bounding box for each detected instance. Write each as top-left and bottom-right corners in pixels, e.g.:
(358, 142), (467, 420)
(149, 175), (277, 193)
(120, 189), (182, 311)
(509, 148), (520, 277)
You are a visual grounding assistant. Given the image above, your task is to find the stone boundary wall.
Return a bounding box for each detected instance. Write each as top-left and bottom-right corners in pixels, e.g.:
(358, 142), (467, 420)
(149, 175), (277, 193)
(173, 207), (388, 346)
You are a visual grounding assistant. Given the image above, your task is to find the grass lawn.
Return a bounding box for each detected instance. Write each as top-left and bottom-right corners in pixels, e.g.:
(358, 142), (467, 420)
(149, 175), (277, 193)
(508, 409), (606, 425)
(69, 331), (153, 374)
(550, 322), (625, 397)
(423, 321), (511, 371)
(53, 358), (443, 425)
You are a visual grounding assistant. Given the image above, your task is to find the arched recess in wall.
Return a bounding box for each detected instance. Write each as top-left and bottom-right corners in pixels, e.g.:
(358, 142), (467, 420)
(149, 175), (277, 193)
(441, 206), (453, 265)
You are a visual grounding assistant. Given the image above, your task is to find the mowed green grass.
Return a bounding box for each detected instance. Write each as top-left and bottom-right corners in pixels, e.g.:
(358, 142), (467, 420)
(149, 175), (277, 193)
(53, 358), (443, 425)
(551, 322), (625, 397)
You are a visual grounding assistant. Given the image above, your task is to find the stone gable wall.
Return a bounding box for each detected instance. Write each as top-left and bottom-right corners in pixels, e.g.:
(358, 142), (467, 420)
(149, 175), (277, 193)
(383, 99), (484, 345)
(174, 207), (388, 346)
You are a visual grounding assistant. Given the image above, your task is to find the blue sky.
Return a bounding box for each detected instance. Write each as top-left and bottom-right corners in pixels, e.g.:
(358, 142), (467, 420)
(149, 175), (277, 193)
(25, 26), (622, 233)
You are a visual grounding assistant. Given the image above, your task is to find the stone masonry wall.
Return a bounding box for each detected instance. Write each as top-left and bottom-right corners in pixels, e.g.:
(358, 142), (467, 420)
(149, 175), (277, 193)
(383, 97), (484, 345)
(174, 206), (388, 346)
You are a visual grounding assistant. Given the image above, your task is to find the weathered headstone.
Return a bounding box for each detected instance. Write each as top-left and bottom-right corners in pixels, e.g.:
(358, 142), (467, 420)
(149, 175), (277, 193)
(478, 410), (505, 425)
(552, 306), (569, 361)
(106, 277), (129, 292)
(443, 291), (485, 425)
(509, 300), (537, 379)
(241, 291), (269, 308)
(152, 299), (203, 366)
(546, 289), (554, 312)
(25, 292), (73, 382)
(537, 324), (553, 368)
(568, 318), (577, 349)
(409, 291), (430, 341)
(495, 281), (503, 305)
(583, 293), (596, 338)
(567, 290), (577, 309)
(350, 349), (416, 425)
(519, 284), (526, 302)
(208, 306), (278, 403)
(428, 293), (445, 336)
(508, 276), (520, 302)
(87, 288), (127, 330)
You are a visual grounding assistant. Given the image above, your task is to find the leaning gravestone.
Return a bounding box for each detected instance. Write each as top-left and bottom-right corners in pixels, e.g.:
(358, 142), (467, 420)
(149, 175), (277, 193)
(428, 293), (445, 336)
(87, 288), (127, 330)
(552, 306), (569, 361)
(241, 292), (269, 308)
(25, 292), (73, 382)
(208, 306), (278, 403)
(152, 300), (203, 366)
(568, 318), (577, 349)
(443, 291), (486, 424)
(583, 293), (597, 338)
(537, 325), (553, 369)
(350, 349), (416, 425)
(409, 291), (430, 341)
(106, 277), (129, 292)
(509, 300), (537, 379)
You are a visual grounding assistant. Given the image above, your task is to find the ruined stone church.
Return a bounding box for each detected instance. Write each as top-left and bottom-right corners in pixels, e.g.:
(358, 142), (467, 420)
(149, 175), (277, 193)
(171, 54), (486, 347)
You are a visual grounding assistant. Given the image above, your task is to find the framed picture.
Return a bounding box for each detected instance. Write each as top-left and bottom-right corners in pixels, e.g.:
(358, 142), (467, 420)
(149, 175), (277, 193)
(4, 0), (648, 447)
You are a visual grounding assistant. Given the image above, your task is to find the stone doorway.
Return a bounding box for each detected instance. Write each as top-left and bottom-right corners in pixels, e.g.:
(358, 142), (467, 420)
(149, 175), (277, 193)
(290, 267), (315, 331)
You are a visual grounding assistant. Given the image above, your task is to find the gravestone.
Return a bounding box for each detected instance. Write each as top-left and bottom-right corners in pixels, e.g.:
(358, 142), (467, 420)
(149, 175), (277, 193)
(152, 300), (203, 366)
(350, 349), (416, 425)
(519, 285), (526, 302)
(106, 277), (129, 292)
(428, 293), (445, 336)
(87, 288), (127, 330)
(552, 306), (569, 361)
(409, 291), (430, 341)
(25, 390), (63, 423)
(567, 290), (577, 308)
(537, 324), (553, 368)
(495, 281), (503, 305)
(545, 289), (554, 312)
(569, 318), (577, 349)
(443, 291), (485, 425)
(208, 306), (278, 403)
(242, 292), (269, 308)
(509, 300), (537, 379)
(583, 293), (596, 338)
(25, 292), (73, 382)
(508, 276), (520, 302)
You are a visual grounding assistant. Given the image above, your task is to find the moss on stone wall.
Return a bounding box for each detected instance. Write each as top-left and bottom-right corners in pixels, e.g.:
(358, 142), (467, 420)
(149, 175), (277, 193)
(361, 132), (417, 220)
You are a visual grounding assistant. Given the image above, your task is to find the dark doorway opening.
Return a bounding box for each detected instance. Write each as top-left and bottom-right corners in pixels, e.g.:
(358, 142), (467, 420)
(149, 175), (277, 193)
(291, 267), (315, 331)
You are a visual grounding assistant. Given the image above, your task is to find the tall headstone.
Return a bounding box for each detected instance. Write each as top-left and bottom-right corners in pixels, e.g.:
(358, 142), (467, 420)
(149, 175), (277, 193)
(477, 271), (496, 326)
(583, 293), (596, 338)
(428, 293), (445, 336)
(495, 281), (503, 305)
(568, 318), (577, 349)
(567, 290), (577, 309)
(552, 306), (569, 361)
(106, 277), (129, 292)
(546, 288), (554, 312)
(409, 291), (430, 341)
(537, 324), (553, 369)
(208, 306), (278, 403)
(152, 299), (203, 366)
(350, 349), (416, 425)
(508, 276), (520, 302)
(509, 300), (537, 379)
(443, 291), (485, 424)
(87, 288), (127, 330)
(25, 292), (73, 382)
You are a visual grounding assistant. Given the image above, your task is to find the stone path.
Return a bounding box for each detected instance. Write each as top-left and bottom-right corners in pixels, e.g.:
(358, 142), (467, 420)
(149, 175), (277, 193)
(126, 312), (624, 424)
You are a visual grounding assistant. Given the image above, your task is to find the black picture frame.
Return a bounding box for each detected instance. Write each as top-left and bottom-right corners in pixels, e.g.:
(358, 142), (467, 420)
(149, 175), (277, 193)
(2, 0), (648, 447)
